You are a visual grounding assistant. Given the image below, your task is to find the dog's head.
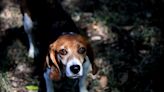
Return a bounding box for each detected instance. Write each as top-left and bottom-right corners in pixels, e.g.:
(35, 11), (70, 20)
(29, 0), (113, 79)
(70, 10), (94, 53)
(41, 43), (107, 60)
(46, 34), (98, 80)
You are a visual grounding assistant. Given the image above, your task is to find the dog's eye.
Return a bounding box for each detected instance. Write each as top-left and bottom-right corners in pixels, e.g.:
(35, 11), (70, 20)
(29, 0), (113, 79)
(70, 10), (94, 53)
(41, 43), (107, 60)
(59, 49), (67, 55)
(78, 47), (86, 54)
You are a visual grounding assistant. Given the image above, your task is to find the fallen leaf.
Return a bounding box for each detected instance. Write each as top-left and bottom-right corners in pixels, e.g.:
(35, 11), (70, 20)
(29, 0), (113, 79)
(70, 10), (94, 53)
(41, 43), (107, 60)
(99, 75), (108, 88)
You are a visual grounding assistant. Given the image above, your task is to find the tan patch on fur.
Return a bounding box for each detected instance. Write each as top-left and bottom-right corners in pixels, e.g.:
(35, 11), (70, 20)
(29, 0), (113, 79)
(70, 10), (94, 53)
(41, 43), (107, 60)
(47, 34), (98, 80)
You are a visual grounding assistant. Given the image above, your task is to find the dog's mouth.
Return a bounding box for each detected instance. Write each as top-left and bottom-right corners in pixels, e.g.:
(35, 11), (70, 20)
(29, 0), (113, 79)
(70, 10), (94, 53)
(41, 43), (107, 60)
(68, 74), (82, 79)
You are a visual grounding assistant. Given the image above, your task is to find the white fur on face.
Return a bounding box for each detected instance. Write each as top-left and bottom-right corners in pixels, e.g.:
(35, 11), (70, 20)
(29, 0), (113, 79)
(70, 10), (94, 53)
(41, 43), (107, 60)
(66, 57), (83, 79)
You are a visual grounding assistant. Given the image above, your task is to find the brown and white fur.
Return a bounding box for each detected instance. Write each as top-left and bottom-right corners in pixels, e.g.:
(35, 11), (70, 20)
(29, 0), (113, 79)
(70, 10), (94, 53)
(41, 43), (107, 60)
(44, 34), (98, 92)
(19, 0), (98, 92)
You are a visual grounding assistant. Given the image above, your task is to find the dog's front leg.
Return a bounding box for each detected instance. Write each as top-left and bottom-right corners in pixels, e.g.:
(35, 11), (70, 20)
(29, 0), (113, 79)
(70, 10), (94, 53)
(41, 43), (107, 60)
(44, 68), (54, 92)
(23, 13), (38, 58)
(79, 56), (91, 92)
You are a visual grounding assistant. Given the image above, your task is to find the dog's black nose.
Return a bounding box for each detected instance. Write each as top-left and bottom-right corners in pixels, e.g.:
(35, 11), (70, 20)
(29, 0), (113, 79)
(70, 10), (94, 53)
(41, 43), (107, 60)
(70, 65), (80, 74)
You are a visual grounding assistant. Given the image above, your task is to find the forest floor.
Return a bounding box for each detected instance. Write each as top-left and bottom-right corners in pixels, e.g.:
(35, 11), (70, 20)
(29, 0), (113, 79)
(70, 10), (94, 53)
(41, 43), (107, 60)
(0, 0), (163, 92)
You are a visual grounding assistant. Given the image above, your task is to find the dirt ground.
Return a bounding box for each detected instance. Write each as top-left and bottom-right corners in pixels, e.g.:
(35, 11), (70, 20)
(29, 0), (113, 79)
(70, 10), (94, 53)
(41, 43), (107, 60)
(0, 0), (164, 92)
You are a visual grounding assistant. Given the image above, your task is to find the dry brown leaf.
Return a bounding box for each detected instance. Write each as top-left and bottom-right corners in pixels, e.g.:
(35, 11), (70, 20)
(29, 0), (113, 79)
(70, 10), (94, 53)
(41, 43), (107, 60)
(99, 75), (108, 89)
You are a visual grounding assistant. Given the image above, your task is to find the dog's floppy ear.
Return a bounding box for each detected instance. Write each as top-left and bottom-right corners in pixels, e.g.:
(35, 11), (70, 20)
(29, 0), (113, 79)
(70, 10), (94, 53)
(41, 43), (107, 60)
(45, 43), (61, 81)
(87, 44), (98, 75)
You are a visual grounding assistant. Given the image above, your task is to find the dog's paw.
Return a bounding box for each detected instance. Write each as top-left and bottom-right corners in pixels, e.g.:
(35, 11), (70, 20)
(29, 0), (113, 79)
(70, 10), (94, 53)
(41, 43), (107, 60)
(28, 47), (38, 58)
(28, 48), (35, 58)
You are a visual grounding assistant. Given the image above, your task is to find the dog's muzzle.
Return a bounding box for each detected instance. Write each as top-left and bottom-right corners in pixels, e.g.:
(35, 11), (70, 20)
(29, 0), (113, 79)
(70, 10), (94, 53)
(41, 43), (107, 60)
(65, 58), (83, 79)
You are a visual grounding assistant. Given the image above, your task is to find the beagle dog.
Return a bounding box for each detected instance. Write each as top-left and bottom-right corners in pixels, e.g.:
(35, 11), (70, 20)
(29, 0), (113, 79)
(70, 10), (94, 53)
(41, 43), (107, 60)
(44, 34), (98, 92)
(19, 0), (98, 92)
